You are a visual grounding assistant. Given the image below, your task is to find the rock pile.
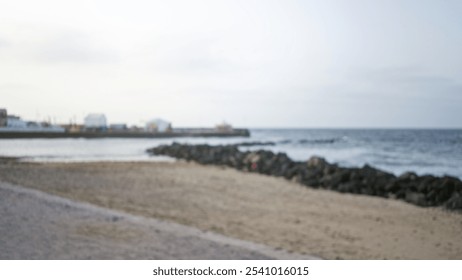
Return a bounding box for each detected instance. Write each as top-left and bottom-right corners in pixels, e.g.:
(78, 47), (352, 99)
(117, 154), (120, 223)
(147, 143), (462, 211)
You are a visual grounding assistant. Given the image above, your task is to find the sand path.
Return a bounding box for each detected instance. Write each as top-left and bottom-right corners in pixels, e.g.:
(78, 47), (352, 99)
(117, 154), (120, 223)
(0, 181), (312, 259)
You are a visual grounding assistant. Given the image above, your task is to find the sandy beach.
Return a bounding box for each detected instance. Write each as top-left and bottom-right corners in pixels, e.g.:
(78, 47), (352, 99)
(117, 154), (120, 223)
(0, 180), (309, 259)
(1, 160), (461, 259)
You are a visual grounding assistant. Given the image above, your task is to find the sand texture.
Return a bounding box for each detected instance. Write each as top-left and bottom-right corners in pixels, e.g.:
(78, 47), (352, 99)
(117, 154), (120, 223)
(0, 161), (461, 259)
(0, 181), (309, 259)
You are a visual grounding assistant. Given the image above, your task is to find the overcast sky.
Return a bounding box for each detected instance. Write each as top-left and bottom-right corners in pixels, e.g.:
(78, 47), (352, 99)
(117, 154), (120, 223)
(1, 0), (461, 128)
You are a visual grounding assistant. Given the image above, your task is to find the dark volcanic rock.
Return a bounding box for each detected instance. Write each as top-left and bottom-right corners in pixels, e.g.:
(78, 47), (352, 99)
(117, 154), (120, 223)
(307, 156), (329, 169)
(446, 193), (462, 210)
(147, 143), (462, 211)
(405, 191), (427, 207)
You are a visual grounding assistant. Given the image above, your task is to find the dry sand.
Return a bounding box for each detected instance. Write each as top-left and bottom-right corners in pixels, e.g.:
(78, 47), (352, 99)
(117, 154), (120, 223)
(0, 160), (461, 259)
(0, 181), (309, 259)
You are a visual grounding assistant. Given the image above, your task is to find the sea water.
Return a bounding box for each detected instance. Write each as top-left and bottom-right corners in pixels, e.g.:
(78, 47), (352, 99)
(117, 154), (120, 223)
(0, 129), (461, 179)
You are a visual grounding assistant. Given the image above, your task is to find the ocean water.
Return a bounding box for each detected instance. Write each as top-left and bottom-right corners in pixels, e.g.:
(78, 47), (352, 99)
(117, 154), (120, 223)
(247, 129), (462, 179)
(0, 129), (461, 179)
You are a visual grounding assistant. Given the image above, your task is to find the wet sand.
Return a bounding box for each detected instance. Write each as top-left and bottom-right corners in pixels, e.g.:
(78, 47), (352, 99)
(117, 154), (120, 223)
(0, 161), (461, 259)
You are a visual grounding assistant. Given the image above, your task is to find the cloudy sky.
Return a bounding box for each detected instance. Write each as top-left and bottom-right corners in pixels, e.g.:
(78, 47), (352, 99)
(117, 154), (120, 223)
(1, 0), (461, 128)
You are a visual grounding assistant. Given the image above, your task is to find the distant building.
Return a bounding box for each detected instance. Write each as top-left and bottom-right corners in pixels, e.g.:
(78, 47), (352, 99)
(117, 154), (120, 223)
(60, 124), (84, 133)
(6, 115), (27, 128)
(0, 112), (64, 133)
(84, 114), (107, 131)
(216, 122), (233, 133)
(145, 118), (172, 133)
(129, 125), (144, 132)
(0, 109), (7, 127)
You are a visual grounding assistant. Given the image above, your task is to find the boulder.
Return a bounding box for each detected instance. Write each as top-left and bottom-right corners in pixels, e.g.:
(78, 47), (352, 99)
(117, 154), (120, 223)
(398, 172), (418, 183)
(405, 191), (427, 207)
(338, 182), (360, 193)
(445, 193), (462, 210)
(307, 156), (329, 169)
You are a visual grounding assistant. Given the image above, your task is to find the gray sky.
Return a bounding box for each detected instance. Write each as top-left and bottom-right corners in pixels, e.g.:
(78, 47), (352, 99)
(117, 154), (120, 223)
(1, 0), (461, 128)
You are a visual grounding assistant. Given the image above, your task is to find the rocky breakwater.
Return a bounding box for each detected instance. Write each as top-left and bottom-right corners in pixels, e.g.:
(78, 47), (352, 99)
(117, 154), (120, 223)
(147, 143), (462, 211)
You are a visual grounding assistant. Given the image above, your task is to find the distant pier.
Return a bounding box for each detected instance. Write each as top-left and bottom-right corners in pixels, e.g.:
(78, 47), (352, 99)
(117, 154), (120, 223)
(0, 129), (250, 139)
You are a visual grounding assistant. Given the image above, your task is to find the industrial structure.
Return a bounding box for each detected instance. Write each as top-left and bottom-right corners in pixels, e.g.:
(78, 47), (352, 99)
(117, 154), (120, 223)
(145, 118), (172, 133)
(84, 114), (107, 131)
(0, 108), (64, 133)
(0, 108), (249, 138)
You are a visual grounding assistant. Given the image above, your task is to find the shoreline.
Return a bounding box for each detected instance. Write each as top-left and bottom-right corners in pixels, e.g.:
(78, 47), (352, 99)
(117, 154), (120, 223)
(0, 129), (250, 139)
(149, 143), (462, 211)
(1, 160), (461, 259)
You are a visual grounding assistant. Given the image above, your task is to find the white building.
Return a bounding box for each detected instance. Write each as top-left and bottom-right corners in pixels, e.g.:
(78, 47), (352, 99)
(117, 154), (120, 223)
(0, 115), (65, 133)
(84, 114), (107, 130)
(6, 116), (27, 128)
(145, 118), (171, 132)
(216, 122), (233, 133)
